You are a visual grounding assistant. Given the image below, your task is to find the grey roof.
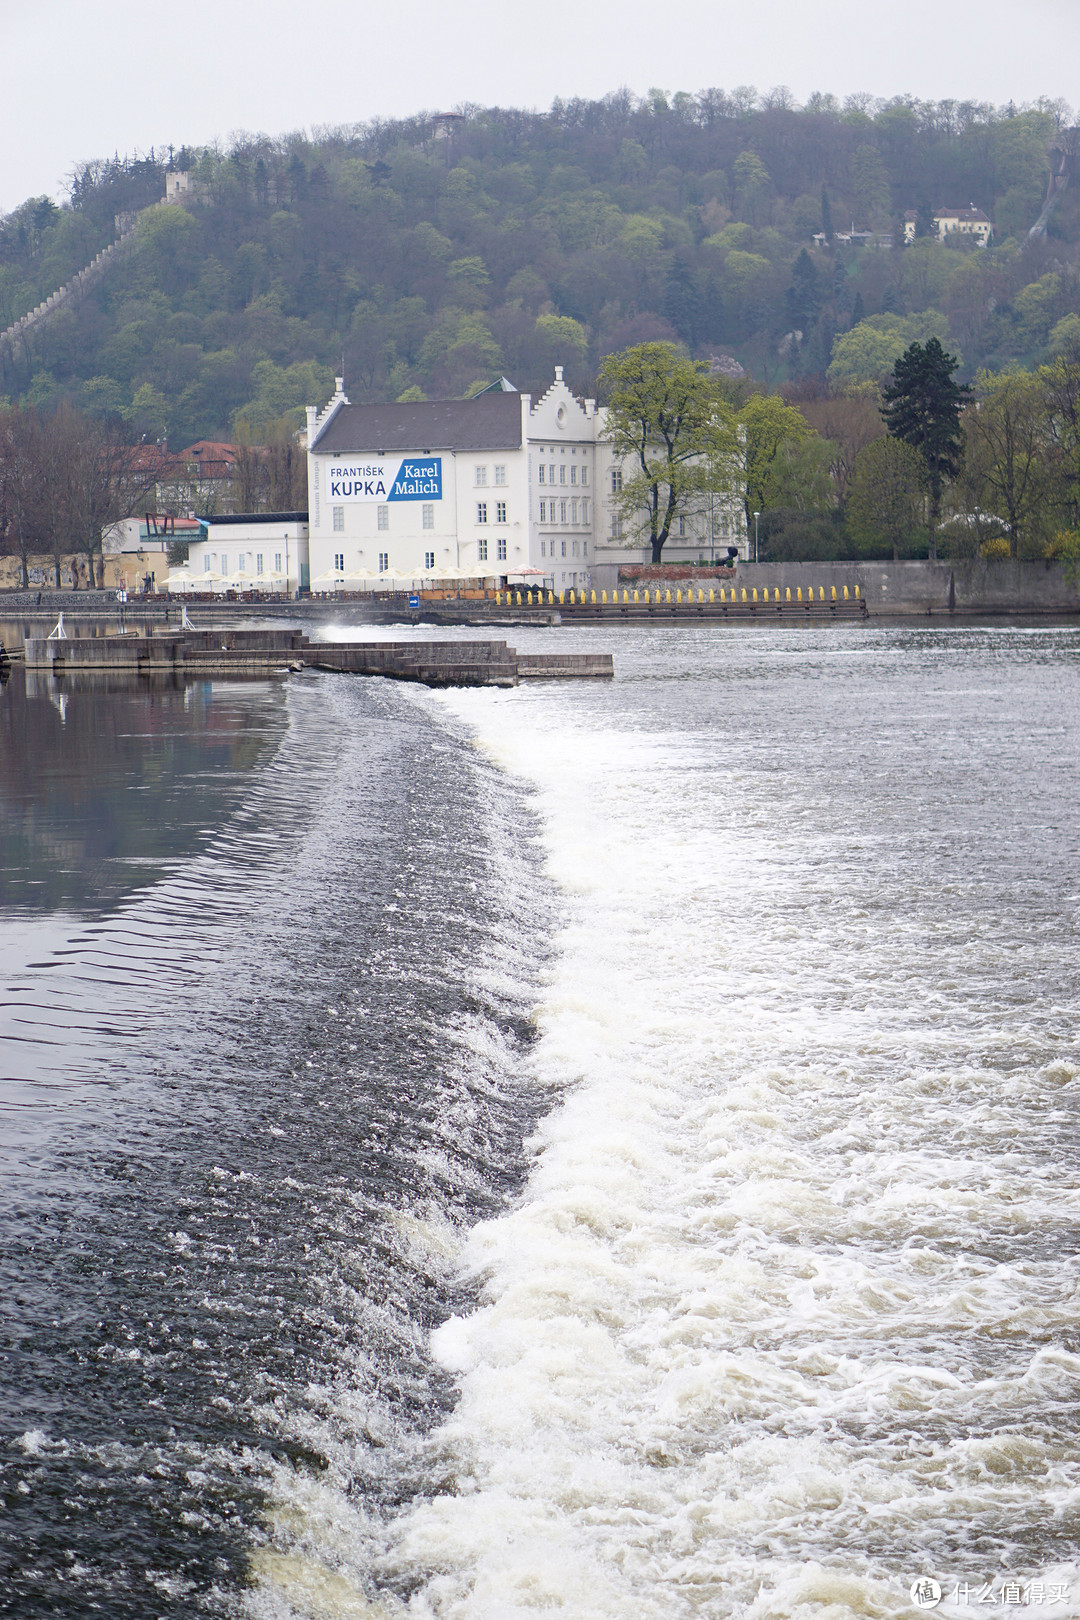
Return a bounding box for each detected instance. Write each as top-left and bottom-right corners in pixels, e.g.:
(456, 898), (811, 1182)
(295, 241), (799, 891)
(202, 511), (308, 526)
(312, 393), (522, 455)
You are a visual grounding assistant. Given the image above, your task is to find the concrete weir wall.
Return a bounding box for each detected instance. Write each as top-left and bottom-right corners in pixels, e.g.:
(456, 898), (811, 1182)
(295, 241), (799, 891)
(717, 560), (1080, 617)
(22, 630), (615, 687)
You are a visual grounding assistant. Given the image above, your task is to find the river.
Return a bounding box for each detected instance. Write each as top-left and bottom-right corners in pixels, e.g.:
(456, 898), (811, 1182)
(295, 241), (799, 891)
(2, 622), (1079, 1619)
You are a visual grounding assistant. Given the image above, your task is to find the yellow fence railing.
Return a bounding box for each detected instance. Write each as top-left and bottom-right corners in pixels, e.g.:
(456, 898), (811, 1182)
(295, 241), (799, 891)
(494, 583), (862, 607)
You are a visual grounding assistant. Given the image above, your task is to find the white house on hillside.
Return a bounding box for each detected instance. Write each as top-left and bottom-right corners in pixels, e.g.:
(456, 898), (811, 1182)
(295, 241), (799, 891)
(305, 369), (746, 592)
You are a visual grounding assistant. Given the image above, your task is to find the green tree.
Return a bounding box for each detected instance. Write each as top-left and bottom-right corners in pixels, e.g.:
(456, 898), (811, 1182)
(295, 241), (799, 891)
(1041, 345), (1080, 529)
(845, 436), (926, 559)
(827, 311), (952, 388)
(740, 393), (814, 529)
(961, 369), (1054, 558)
(599, 342), (737, 563)
(880, 337), (970, 559)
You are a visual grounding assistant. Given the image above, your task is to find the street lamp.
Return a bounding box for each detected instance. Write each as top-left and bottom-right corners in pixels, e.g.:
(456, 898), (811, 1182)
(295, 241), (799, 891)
(753, 511), (760, 564)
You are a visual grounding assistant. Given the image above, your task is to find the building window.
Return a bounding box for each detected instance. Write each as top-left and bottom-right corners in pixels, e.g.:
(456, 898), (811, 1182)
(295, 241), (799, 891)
(581, 466), (589, 487)
(538, 465), (546, 484)
(540, 540), (546, 557)
(570, 465), (578, 485)
(560, 540), (567, 557)
(475, 466), (488, 486)
(611, 468), (622, 493)
(203, 555), (211, 572)
(256, 553), (264, 573)
(334, 552), (345, 571)
(477, 501), (488, 523)
(220, 554), (228, 574)
(549, 464), (555, 483)
(424, 551), (435, 569)
(559, 464), (567, 485)
(539, 500), (547, 522)
(378, 551), (389, 572)
(610, 514), (623, 539)
(679, 517), (687, 537)
(496, 501), (507, 523)
(583, 541), (588, 556)
(274, 553), (282, 572)
(559, 500), (567, 523)
(333, 506), (344, 532)
(571, 499), (578, 524)
(494, 465), (507, 485)
(478, 537), (488, 562)
(497, 537), (507, 561)
(573, 541), (579, 557)
(377, 505), (389, 530)
(422, 504), (434, 530)
(582, 500), (589, 524)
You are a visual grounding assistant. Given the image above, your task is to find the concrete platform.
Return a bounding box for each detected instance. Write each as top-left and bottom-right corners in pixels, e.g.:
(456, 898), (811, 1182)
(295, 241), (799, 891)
(23, 629), (613, 688)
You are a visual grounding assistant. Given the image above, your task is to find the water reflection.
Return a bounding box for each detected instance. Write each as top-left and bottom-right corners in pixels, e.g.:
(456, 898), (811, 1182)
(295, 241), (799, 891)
(0, 664), (287, 913)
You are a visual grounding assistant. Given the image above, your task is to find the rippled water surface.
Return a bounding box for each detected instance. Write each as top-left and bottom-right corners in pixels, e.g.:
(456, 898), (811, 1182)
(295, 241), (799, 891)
(3, 624), (1080, 1619)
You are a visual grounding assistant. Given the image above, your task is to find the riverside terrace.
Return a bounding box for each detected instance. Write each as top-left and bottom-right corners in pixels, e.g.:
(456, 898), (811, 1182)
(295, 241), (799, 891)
(17, 627), (613, 688)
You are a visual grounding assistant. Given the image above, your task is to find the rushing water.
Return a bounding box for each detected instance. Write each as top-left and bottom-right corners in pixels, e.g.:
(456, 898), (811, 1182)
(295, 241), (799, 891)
(3, 624), (1080, 1619)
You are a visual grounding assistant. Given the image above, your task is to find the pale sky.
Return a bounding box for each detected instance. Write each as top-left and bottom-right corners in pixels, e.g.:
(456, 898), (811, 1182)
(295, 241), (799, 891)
(2, 0), (1077, 214)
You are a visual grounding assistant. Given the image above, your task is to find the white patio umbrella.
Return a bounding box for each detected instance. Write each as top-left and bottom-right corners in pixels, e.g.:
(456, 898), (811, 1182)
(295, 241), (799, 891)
(164, 570), (196, 592)
(253, 571), (289, 592)
(313, 569), (346, 587)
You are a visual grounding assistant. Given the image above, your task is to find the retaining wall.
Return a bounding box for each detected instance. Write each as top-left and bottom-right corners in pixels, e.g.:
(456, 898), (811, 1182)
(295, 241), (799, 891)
(594, 559), (1080, 616)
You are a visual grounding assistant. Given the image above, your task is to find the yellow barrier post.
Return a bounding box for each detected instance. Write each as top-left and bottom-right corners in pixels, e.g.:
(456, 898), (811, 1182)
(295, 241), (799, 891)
(709, 588), (715, 603)
(855, 584), (861, 598)
(591, 589), (597, 603)
(785, 586), (791, 601)
(665, 589), (671, 603)
(831, 585), (837, 600)
(843, 585), (849, 599)
(741, 587), (747, 601)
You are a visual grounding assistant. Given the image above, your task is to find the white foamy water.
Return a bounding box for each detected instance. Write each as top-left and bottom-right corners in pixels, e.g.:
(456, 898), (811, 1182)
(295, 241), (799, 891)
(384, 627), (1080, 1620)
(253, 625), (1080, 1620)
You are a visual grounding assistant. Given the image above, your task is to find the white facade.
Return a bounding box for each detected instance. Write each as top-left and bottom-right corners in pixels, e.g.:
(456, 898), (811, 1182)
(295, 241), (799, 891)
(186, 515), (309, 592)
(306, 370), (745, 592)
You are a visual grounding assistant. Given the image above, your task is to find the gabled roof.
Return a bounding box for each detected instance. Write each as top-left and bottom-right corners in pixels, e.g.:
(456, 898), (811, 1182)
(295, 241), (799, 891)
(904, 206), (991, 222)
(311, 393), (523, 454)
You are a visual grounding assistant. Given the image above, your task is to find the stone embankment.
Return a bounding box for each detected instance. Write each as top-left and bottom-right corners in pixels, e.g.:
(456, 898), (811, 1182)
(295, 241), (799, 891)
(20, 628), (613, 687)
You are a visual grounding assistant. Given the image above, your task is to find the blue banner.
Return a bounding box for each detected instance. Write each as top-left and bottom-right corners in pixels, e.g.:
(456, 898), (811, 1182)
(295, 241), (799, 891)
(389, 458), (442, 501)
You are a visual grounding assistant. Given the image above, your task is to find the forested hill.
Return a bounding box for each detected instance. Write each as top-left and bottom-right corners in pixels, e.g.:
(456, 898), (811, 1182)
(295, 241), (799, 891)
(1, 88), (1078, 445)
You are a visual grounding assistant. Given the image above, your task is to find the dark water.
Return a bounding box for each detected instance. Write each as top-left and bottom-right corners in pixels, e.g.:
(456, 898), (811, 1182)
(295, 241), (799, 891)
(0, 662), (551, 1618)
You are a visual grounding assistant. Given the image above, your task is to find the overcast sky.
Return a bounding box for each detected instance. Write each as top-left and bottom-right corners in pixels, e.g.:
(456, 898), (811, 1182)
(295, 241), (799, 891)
(3, 0), (1077, 214)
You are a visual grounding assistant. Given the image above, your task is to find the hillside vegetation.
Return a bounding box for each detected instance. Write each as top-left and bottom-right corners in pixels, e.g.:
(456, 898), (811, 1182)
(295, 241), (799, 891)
(1, 88), (1078, 450)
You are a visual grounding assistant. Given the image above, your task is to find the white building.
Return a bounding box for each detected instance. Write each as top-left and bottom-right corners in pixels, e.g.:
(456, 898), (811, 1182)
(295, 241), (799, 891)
(902, 206), (992, 245)
(305, 370), (745, 593)
(186, 512), (309, 592)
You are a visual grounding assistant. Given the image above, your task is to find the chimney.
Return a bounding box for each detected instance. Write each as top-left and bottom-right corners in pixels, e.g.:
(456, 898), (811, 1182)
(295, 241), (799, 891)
(555, 365), (564, 383)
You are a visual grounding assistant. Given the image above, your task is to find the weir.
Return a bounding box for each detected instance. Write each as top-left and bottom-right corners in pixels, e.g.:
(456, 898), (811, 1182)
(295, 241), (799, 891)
(19, 627), (613, 687)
